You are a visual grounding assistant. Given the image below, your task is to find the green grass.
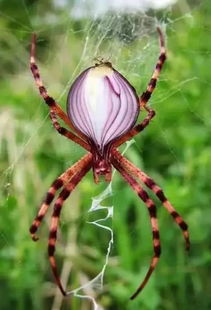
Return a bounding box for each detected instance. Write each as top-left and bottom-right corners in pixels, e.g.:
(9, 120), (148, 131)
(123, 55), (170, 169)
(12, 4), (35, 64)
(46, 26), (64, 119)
(0, 1), (211, 309)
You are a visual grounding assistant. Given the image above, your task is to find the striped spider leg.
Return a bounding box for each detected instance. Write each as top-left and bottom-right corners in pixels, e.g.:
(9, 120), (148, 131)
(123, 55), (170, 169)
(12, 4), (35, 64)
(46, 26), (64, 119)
(114, 27), (166, 148)
(30, 26), (189, 299)
(30, 153), (92, 241)
(110, 28), (189, 298)
(48, 158), (92, 295)
(111, 148), (190, 299)
(30, 34), (90, 151)
(112, 148), (190, 250)
(111, 156), (161, 300)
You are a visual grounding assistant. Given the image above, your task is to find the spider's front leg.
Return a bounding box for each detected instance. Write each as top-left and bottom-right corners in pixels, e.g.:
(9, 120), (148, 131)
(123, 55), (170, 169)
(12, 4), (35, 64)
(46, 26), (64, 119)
(114, 107), (156, 147)
(30, 34), (90, 151)
(139, 27), (166, 110)
(114, 27), (166, 148)
(49, 111), (89, 150)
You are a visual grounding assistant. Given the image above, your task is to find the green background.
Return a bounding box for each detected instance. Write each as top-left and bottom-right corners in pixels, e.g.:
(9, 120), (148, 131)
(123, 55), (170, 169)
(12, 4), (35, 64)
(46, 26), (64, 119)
(0, 0), (211, 309)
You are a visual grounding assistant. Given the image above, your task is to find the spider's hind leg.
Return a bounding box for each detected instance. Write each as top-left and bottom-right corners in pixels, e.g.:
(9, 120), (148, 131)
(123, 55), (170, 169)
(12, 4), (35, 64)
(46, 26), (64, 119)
(30, 153), (92, 241)
(140, 174), (190, 250)
(48, 161), (92, 295)
(112, 149), (190, 250)
(112, 157), (161, 300)
(30, 178), (63, 241)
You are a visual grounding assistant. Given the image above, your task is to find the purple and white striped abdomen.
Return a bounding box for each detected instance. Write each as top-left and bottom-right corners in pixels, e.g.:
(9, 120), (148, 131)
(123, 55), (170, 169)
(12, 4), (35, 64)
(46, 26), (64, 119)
(67, 64), (139, 150)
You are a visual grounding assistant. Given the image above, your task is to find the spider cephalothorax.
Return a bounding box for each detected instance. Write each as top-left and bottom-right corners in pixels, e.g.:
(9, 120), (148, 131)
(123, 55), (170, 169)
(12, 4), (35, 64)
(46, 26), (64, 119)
(29, 27), (190, 300)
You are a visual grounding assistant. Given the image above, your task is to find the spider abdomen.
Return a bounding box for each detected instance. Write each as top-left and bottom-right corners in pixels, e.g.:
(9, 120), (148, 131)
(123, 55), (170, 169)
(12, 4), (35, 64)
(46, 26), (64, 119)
(67, 64), (139, 150)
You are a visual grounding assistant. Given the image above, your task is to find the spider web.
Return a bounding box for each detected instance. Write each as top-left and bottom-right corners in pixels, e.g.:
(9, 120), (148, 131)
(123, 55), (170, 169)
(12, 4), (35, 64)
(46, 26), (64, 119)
(0, 1), (204, 309)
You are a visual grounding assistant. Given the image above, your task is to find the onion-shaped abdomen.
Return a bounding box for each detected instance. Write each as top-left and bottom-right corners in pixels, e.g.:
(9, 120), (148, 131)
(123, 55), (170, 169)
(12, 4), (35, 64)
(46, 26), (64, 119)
(67, 63), (139, 151)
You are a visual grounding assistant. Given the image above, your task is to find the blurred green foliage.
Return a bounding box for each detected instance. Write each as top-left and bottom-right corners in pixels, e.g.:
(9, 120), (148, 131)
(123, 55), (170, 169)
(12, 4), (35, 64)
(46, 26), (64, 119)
(0, 1), (211, 309)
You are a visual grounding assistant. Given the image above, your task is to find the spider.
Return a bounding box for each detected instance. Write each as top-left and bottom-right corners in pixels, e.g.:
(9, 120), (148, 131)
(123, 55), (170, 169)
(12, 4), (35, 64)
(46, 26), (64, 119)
(29, 27), (190, 300)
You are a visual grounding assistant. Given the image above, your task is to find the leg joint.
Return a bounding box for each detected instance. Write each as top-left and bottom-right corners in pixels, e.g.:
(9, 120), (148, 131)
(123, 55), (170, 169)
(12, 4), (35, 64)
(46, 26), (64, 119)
(48, 244), (55, 256)
(45, 96), (55, 106)
(154, 245), (161, 257)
